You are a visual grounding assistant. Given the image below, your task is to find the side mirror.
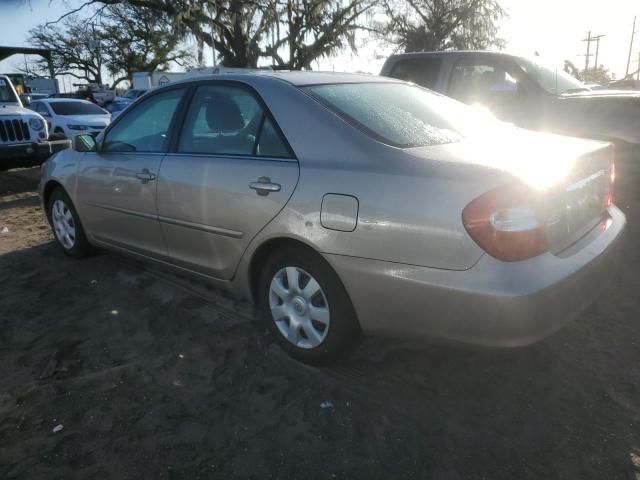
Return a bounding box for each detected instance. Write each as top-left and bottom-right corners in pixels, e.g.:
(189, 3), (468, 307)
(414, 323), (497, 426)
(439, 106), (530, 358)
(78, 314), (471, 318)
(73, 134), (98, 153)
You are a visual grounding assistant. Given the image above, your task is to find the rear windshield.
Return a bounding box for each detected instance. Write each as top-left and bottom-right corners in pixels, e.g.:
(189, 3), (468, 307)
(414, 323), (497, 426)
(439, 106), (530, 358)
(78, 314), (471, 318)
(304, 82), (477, 148)
(50, 101), (107, 115)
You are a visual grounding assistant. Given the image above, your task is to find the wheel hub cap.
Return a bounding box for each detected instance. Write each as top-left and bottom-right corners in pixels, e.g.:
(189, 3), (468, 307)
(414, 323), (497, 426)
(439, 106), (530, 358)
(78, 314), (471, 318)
(51, 199), (76, 250)
(269, 266), (330, 349)
(292, 296), (308, 316)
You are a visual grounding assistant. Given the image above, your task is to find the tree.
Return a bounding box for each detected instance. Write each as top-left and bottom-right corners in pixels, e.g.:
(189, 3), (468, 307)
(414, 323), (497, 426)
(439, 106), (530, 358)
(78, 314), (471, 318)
(377, 0), (506, 53)
(24, 4), (193, 88)
(580, 65), (615, 84)
(99, 4), (194, 87)
(26, 17), (105, 84)
(263, 0), (372, 70)
(51, 0), (373, 69)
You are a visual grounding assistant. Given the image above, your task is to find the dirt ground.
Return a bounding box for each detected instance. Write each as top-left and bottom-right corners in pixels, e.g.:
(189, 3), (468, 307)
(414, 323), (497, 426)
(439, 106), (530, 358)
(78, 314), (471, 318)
(1, 156), (640, 480)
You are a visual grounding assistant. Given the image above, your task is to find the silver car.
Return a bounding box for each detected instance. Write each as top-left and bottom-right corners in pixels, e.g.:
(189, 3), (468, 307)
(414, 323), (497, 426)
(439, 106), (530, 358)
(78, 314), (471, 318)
(39, 72), (625, 364)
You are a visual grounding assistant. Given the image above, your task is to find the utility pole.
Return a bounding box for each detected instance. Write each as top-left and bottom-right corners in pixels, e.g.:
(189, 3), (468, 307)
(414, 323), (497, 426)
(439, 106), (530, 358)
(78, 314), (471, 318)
(582, 30), (592, 81)
(592, 34), (605, 75)
(637, 50), (640, 81)
(626, 16), (636, 78)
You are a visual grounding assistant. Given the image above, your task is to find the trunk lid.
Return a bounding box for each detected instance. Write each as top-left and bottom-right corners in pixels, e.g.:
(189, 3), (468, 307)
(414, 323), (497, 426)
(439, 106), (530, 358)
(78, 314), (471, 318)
(543, 145), (613, 253)
(407, 126), (614, 256)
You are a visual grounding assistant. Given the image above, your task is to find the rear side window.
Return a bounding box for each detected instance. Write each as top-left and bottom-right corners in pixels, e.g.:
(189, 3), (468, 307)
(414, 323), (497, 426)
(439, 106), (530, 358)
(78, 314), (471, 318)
(305, 82), (464, 148)
(389, 58), (442, 89)
(257, 116), (292, 157)
(178, 84), (293, 158)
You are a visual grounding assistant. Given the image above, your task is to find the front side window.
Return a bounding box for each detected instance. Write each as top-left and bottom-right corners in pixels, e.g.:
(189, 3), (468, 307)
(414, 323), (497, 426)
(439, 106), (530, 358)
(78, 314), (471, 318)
(305, 82), (473, 148)
(103, 88), (185, 153)
(448, 60), (519, 104)
(178, 84), (292, 158)
(389, 58), (442, 90)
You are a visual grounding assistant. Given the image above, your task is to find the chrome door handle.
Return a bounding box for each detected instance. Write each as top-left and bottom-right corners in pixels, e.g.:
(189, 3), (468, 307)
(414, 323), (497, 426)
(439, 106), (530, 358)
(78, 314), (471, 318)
(136, 169), (156, 183)
(249, 177), (281, 196)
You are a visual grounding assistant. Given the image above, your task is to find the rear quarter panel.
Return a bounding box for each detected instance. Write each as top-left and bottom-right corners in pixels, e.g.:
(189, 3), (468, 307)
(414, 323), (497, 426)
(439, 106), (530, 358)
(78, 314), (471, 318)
(242, 78), (502, 272)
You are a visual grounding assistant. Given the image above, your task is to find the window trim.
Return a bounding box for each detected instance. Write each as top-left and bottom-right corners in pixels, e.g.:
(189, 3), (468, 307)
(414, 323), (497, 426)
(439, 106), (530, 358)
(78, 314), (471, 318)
(99, 84), (190, 155)
(170, 80), (297, 161)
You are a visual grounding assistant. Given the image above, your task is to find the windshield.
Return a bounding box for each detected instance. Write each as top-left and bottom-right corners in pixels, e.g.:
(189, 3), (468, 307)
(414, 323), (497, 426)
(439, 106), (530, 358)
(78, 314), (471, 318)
(305, 82), (505, 148)
(514, 57), (588, 95)
(50, 101), (107, 115)
(0, 78), (19, 103)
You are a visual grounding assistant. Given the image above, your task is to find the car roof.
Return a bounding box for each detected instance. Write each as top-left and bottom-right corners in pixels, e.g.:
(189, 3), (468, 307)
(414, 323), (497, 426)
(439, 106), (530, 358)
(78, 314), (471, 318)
(171, 70), (399, 88)
(387, 50), (518, 60)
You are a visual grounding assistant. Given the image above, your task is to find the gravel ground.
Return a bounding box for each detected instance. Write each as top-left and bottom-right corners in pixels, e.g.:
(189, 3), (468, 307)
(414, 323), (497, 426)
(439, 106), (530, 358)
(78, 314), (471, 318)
(1, 158), (640, 480)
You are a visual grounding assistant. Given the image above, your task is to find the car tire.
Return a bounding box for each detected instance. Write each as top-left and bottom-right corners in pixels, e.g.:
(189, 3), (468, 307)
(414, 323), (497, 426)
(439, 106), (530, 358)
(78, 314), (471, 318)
(48, 187), (92, 258)
(257, 246), (361, 365)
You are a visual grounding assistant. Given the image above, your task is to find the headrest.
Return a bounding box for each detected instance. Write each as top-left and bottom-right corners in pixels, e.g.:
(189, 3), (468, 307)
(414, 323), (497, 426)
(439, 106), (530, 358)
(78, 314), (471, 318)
(204, 93), (245, 132)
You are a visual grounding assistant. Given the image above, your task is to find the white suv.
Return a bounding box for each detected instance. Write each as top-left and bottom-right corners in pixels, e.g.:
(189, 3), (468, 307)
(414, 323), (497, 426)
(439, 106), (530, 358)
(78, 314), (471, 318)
(0, 75), (70, 170)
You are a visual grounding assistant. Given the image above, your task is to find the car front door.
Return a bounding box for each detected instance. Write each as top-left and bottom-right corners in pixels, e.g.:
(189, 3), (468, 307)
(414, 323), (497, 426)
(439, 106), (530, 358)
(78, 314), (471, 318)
(157, 82), (299, 279)
(76, 87), (187, 257)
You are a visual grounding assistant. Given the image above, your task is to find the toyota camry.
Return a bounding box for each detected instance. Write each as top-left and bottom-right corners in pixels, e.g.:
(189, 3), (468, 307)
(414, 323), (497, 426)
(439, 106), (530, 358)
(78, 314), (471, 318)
(39, 72), (625, 364)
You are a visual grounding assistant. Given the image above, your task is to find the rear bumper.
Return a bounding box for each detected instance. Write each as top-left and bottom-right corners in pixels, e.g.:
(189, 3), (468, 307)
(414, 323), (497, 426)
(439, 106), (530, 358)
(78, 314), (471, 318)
(0, 140), (70, 168)
(326, 205), (626, 347)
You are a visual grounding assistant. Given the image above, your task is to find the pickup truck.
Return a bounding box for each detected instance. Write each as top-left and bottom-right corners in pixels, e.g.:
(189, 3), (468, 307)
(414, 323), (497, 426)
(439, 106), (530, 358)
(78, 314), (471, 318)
(0, 75), (70, 170)
(381, 51), (640, 146)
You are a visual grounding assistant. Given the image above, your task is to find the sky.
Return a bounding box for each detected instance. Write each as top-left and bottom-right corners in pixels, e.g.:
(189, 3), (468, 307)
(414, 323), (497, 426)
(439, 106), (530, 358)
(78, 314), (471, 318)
(0, 0), (639, 88)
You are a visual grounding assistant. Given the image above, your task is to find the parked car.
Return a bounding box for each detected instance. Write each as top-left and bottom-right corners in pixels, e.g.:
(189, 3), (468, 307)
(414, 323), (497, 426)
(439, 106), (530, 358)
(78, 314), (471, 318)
(381, 51), (640, 146)
(120, 88), (148, 100)
(48, 92), (98, 103)
(107, 89), (148, 120)
(40, 72), (625, 363)
(22, 92), (50, 104)
(0, 75), (69, 170)
(30, 98), (110, 140)
(584, 82), (608, 91)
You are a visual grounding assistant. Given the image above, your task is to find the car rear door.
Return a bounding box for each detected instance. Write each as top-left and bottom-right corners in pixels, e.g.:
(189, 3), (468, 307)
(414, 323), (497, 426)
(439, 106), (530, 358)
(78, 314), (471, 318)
(76, 86), (187, 257)
(156, 82), (299, 280)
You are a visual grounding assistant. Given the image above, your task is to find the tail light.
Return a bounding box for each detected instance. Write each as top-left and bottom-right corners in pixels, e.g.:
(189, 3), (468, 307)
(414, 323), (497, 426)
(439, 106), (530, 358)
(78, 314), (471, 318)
(605, 144), (615, 207)
(462, 185), (548, 262)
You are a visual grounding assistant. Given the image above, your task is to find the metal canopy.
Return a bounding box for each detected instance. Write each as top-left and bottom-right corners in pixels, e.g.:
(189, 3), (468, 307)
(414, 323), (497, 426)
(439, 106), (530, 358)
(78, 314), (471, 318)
(0, 46), (55, 79)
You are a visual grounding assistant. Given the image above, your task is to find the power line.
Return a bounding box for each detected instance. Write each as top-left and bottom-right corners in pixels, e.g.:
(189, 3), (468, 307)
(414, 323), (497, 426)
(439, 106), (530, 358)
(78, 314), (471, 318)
(581, 31), (604, 81)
